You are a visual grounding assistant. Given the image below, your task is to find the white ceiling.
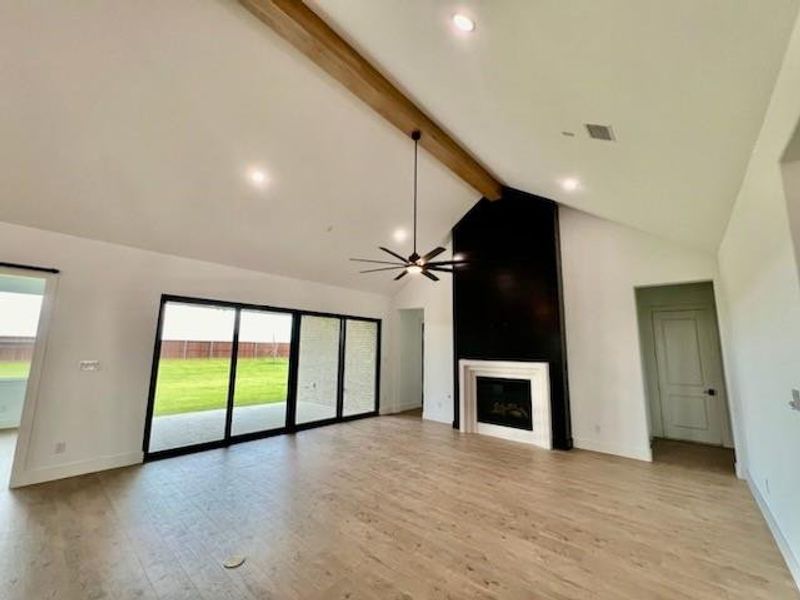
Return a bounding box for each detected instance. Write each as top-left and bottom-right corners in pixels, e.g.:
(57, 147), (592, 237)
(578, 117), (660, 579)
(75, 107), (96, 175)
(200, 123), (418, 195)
(2, 2), (797, 298)
(312, 0), (799, 251)
(0, 1), (478, 295)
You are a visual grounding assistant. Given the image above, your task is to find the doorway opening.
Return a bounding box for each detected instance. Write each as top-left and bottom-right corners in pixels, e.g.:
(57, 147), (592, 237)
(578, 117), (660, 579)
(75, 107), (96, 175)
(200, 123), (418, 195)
(0, 268), (49, 487)
(635, 281), (735, 474)
(397, 309), (424, 418)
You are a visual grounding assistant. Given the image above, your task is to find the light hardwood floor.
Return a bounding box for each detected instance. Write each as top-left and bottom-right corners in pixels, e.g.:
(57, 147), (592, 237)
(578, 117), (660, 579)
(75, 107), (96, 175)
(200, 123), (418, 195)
(1, 416), (796, 599)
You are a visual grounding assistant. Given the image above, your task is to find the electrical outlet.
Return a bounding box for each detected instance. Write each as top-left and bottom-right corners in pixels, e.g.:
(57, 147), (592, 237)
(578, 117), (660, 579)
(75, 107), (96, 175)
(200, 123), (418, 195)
(790, 389), (800, 412)
(54, 441), (66, 454)
(79, 360), (100, 372)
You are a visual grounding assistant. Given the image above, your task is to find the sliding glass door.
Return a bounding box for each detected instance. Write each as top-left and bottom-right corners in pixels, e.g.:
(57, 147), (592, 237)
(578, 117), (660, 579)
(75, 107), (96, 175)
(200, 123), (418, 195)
(343, 319), (379, 417)
(144, 297), (380, 459)
(231, 309), (293, 436)
(296, 316), (340, 425)
(148, 302), (235, 453)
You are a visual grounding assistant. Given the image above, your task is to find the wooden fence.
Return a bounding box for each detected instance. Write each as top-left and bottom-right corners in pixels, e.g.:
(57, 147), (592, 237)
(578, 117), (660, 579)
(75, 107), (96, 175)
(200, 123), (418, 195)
(159, 340), (290, 359)
(0, 337), (35, 362)
(0, 337), (290, 362)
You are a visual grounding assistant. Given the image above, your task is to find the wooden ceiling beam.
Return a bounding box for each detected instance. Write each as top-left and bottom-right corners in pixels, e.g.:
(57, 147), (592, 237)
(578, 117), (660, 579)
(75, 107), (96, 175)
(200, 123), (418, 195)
(238, 0), (503, 200)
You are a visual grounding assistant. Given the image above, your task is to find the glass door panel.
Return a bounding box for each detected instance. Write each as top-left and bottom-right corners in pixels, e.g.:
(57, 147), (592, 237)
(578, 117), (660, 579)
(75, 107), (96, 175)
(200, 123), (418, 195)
(0, 276), (46, 433)
(342, 320), (378, 416)
(231, 310), (293, 436)
(295, 316), (340, 425)
(148, 302), (235, 452)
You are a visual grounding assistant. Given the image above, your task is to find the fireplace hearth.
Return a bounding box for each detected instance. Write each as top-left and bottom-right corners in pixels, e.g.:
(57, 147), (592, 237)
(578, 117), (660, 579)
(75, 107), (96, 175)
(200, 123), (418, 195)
(476, 377), (533, 431)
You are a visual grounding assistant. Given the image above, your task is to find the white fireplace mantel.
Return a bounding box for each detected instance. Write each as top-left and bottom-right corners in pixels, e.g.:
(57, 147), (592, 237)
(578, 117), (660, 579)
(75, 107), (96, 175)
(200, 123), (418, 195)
(458, 359), (552, 449)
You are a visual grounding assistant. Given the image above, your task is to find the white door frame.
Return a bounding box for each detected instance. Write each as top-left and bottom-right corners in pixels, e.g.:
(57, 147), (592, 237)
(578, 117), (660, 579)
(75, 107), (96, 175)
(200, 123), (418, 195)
(0, 265), (60, 488)
(635, 282), (735, 450)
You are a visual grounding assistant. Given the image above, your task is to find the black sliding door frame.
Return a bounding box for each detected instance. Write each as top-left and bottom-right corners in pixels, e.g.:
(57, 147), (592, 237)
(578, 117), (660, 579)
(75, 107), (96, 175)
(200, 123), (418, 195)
(142, 294), (381, 461)
(223, 308), (242, 440)
(336, 320), (347, 419)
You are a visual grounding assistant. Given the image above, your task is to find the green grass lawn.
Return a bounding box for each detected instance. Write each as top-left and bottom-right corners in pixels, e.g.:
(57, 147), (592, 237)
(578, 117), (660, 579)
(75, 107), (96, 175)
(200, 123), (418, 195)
(154, 357), (289, 416)
(0, 362), (30, 378)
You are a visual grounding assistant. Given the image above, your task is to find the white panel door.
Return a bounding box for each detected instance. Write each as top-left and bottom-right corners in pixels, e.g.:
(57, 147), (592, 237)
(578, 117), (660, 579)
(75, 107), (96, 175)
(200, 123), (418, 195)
(652, 309), (727, 445)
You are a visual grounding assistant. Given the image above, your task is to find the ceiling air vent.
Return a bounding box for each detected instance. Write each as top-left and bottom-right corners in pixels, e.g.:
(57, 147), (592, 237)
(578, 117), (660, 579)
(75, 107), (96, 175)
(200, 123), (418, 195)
(585, 123), (615, 141)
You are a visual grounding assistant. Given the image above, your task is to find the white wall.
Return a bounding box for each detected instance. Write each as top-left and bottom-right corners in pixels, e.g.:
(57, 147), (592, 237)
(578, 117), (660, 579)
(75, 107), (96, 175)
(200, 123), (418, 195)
(715, 14), (800, 582)
(0, 221), (390, 486)
(559, 207), (719, 461)
(389, 246), (454, 424)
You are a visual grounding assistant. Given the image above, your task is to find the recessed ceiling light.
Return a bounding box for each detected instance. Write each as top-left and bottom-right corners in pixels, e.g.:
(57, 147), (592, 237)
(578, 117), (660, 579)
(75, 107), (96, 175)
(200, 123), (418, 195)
(393, 228), (408, 243)
(561, 178), (580, 192)
(452, 14), (476, 32)
(247, 168), (268, 187)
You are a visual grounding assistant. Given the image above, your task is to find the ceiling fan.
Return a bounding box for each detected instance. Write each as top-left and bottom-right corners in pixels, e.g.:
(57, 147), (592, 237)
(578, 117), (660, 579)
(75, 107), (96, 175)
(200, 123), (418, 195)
(350, 130), (466, 282)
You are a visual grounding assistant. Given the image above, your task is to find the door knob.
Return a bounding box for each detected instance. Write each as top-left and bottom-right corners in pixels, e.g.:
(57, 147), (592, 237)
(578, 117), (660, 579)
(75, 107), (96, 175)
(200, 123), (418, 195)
(705, 388), (716, 396)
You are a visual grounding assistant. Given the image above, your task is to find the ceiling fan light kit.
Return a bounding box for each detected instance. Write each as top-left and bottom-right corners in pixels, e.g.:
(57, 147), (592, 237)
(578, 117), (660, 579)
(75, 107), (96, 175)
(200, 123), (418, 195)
(351, 130), (467, 282)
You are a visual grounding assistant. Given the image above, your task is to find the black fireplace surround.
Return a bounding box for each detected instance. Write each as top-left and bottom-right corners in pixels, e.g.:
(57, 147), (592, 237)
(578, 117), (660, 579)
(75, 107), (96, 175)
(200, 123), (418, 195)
(452, 187), (572, 450)
(476, 376), (533, 431)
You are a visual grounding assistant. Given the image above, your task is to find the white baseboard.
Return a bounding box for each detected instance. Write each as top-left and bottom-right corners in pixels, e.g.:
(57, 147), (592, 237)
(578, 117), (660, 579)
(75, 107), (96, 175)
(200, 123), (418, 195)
(11, 451), (143, 488)
(746, 472), (800, 591)
(573, 436), (653, 462)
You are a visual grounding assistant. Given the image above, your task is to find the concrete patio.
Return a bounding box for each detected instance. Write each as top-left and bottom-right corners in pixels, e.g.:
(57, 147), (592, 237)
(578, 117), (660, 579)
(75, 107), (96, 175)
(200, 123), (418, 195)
(149, 402), (334, 452)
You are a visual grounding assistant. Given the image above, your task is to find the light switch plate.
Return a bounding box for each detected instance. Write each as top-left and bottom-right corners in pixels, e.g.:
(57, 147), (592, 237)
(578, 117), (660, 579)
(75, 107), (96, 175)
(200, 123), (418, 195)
(790, 389), (800, 412)
(79, 360), (101, 372)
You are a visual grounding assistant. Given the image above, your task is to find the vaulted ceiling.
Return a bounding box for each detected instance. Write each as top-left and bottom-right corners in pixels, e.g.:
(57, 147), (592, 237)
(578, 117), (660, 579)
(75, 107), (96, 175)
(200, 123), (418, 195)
(312, 0), (798, 251)
(0, 1), (477, 294)
(0, 1), (798, 296)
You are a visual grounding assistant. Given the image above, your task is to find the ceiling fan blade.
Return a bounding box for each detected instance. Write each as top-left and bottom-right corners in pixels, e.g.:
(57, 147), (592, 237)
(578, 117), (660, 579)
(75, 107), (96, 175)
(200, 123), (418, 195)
(421, 270), (440, 282)
(360, 266), (407, 273)
(394, 270), (408, 281)
(420, 247), (446, 262)
(426, 266), (454, 273)
(426, 259), (467, 267)
(350, 258), (406, 265)
(379, 246), (409, 263)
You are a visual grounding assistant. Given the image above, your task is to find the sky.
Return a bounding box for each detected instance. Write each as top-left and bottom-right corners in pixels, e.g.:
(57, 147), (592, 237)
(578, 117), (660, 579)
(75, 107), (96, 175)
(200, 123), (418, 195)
(0, 292), (43, 337)
(161, 302), (292, 342)
(0, 297), (294, 342)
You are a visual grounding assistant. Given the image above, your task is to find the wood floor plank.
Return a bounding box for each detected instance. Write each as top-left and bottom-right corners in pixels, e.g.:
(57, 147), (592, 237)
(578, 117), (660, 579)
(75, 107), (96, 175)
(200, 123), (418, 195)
(0, 417), (796, 599)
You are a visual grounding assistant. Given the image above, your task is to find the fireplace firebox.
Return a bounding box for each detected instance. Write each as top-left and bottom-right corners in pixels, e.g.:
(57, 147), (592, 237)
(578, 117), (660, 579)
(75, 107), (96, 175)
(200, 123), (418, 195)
(476, 376), (533, 431)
